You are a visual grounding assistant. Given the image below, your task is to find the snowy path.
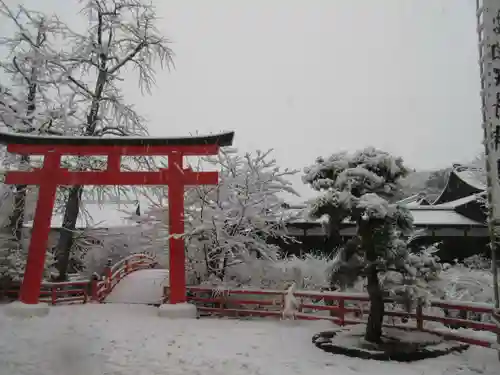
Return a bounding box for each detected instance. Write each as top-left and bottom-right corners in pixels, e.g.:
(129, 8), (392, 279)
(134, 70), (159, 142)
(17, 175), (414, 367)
(105, 269), (168, 305)
(0, 304), (498, 375)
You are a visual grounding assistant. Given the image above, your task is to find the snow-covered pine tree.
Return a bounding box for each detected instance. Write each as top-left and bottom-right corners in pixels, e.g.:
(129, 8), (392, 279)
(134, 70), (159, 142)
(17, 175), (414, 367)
(303, 147), (432, 344)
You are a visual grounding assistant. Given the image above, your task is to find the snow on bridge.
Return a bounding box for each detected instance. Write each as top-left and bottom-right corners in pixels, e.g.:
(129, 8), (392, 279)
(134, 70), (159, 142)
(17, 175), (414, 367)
(104, 269), (168, 305)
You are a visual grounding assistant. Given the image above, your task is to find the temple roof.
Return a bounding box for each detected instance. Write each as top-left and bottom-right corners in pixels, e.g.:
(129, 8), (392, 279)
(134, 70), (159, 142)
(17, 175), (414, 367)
(432, 165), (485, 205)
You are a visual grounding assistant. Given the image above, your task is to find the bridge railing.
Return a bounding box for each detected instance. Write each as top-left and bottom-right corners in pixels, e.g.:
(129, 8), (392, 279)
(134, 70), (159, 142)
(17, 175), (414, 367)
(91, 253), (158, 302)
(1, 253), (157, 305)
(171, 286), (500, 349)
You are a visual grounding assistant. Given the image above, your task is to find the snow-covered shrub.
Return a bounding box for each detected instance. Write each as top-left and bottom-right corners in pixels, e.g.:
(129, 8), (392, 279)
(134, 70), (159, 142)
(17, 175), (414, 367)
(81, 221), (167, 277)
(433, 263), (496, 305)
(462, 254), (491, 271)
(222, 253), (335, 290)
(0, 232), (55, 291)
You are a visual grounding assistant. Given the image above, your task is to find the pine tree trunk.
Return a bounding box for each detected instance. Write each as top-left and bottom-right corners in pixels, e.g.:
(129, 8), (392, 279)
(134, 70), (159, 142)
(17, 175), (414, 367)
(365, 263), (384, 343)
(54, 186), (82, 281)
(358, 217), (385, 344)
(326, 218), (343, 253)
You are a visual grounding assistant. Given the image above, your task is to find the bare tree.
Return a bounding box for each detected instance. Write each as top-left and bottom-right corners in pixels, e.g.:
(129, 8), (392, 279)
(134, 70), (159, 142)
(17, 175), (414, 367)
(50, 0), (173, 280)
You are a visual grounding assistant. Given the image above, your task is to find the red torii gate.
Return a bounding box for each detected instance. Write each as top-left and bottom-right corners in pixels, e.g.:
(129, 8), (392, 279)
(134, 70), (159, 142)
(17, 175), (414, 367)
(0, 131), (234, 305)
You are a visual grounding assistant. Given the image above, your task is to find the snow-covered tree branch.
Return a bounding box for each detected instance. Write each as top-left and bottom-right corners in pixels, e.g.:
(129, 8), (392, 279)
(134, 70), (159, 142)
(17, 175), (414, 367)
(141, 148), (300, 284)
(38, 0), (174, 280)
(0, 1), (78, 255)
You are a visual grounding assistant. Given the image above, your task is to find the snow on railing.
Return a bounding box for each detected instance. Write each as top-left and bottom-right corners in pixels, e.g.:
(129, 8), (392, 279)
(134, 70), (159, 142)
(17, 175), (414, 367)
(494, 309), (500, 327)
(41, 280), (91, 305)
(170, 286), (500, 349)
(92, 253), (157, 302)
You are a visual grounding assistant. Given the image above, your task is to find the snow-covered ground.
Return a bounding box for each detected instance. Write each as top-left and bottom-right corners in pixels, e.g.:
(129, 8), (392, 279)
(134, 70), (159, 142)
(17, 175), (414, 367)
(0, 304), (498, 375)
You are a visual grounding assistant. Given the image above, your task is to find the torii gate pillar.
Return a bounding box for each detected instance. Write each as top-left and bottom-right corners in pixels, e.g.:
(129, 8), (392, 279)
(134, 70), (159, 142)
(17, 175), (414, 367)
(0, 131), (234, 309)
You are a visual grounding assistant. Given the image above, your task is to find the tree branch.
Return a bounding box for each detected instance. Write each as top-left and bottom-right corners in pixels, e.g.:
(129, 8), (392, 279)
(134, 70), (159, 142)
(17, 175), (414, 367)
(68, 75), (95, 98)
(108, 40), (146, 75)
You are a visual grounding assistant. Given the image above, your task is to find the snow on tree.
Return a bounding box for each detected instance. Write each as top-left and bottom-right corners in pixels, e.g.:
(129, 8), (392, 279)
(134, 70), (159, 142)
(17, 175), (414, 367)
(0, 1), (74, 245)
(0, 230), (55, 291)
(0, 0), (172, 281)
(303, 147), (439, 344)
(79, 221), (164, 276)
(0, 2), (80, 282)
(0, 1), (71, 136)
(142, 148), (300, 284)
(20, 0), (173, 280)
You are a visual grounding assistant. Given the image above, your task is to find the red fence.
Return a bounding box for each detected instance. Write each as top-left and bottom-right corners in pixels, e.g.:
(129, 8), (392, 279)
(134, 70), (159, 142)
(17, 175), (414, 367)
(40, 280), (90, 305)
(177, 286), (500, 350)
(2, 279), (90, 305)
(3, 253), (499, 351)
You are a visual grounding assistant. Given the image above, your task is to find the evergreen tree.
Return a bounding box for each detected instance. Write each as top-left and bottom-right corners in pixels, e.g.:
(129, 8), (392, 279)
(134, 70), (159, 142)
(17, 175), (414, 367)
(303, 147), (434, 343)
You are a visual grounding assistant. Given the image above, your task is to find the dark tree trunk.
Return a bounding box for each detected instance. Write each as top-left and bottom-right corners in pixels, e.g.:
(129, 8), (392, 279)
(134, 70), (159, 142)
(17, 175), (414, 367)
(7, 28), (44, 237)
(365, 263), (384, 343)
(325, 218), (343, 253)
(52, 12), (111, 280)
(358, 218), (385, 344)
(54, 186), (82, 281)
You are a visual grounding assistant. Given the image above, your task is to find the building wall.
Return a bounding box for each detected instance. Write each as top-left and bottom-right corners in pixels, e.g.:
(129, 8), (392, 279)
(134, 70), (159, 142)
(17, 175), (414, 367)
(280, 223), (491, 261)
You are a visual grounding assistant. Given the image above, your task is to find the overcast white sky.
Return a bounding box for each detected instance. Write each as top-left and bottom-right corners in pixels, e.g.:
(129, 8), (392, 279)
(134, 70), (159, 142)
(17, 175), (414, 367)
(2, 0), (483, 201)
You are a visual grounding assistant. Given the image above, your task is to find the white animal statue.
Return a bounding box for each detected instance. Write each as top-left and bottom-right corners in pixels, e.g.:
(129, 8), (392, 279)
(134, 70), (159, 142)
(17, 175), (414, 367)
(282, 282), (300, 320)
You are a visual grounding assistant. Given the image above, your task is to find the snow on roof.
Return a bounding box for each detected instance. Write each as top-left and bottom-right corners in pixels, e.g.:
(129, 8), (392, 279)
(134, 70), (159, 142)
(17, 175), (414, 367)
(433, 193), (485, 209)
(397, 194), (430, 207)
(397, 194), (424, 205)
(23, 203), (140, 229)
(409, 208), (482, 227)
(289, 204), (483, 227)
(454, 167), (486, 191)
